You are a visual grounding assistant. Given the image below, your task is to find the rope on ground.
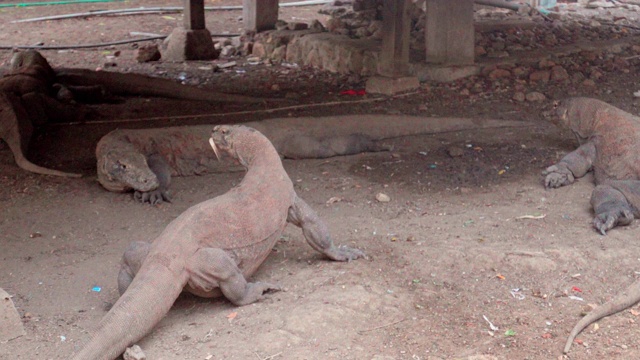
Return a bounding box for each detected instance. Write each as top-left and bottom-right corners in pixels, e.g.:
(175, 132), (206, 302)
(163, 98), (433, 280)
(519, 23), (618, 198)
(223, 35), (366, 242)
(52, 91), (422, 126)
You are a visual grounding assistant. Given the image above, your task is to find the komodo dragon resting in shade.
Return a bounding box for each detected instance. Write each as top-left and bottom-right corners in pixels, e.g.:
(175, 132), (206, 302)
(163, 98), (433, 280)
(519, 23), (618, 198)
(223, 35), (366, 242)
(71, 125), (366, 360)
(541, 98), (640, 353)
(543, 97), (640, 235)
(0, 50), (272, 178)
(96, 115), (529, 204)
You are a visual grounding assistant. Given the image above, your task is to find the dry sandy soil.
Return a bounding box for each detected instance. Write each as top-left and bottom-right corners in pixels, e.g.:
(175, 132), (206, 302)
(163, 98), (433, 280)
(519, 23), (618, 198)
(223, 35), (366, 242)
(3, 1), (640, 359)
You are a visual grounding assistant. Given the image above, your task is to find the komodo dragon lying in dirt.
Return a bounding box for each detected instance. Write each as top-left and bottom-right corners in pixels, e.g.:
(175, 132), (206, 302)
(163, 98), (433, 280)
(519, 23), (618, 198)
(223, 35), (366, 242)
(543, 97), (640, 234)
(0, 50), (272, 177)
(97, 115), (529, 204)
(541, 98), (640, 353)
(72, 124), (365, 360)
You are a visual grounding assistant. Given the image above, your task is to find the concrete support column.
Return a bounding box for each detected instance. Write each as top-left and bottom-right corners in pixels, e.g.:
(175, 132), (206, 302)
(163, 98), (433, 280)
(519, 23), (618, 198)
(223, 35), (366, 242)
(378, 0), (411, 77)
(425, 0), (474, 65)
(243, 0), (279, 32)
(367, 0), (419, 95)
(161, 0), (217, 61)
(184, 0), (206, 30)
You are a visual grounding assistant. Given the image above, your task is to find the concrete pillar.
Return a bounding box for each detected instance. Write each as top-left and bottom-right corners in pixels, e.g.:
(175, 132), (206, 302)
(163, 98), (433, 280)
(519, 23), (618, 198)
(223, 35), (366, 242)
(161, 0), (217, 61)
(378, 0), (411, 77)
(243, 0), (279, 32)
(425, 0), (474, 65)
(184, 0), (205, 30)
(367, 0), (419, 95)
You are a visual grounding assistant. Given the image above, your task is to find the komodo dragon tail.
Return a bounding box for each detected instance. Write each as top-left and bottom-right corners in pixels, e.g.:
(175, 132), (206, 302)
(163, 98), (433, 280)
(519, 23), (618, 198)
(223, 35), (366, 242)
(72, 264), (188, 360)
(55, 68), (270, 104)
(0, 93), (81, 178)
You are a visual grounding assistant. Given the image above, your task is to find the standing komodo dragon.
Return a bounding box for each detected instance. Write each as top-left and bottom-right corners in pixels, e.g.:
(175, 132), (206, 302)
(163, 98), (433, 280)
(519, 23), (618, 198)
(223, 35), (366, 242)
(543, 97), (640, 234)
(72, 125), (366, 360)
(96, 115), (530, 204)
(541, 98), (640, 353)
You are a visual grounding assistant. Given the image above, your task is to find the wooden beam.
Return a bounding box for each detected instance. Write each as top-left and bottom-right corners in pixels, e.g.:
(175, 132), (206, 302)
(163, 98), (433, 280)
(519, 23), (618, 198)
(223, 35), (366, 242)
(184, 0), (206, 30)
(378, 0), (411, 77)
(243, 0), (279, 32)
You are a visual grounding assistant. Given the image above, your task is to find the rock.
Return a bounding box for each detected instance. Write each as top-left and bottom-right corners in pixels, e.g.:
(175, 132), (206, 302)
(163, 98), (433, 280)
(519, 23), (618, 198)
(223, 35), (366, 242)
(447, 146), (464, 157)
(375, 193), (391, 203)
(512, 92), (526, 102)
(475, 46), (487, 57)
(309, 19), (326, 32)
(525, 91), (546, 102)
(326, 18), (345, 33)
(488, 69), (510, 79)
(529, 70), (551, 82)
(134, 44), (161, 62)
(0, 288), (25, 342)
(587, 1), (616, 8)
(221, 45), (237, 57)
(275, 20), (289, 31)
(512, 67), (529, 78)
(538, 58), (556, 69)
(271, 45), (287, 61)
(288, 22), (309, 31)
(252, 42), (266, 58)
(550, 65), (570, 81)
(582, 79), (597, 87)
(123, 345), (146, 360)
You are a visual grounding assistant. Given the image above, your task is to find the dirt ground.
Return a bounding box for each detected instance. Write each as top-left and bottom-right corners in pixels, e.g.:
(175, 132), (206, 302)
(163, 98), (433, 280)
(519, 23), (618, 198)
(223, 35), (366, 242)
(4, 1), (640, 359)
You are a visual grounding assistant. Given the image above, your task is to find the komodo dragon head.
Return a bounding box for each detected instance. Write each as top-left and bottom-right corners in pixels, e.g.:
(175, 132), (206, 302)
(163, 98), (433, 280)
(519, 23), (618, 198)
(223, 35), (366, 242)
(550, 98), (599, 144)
(209, 125), (276, 168)
(99, 149), (159, 192)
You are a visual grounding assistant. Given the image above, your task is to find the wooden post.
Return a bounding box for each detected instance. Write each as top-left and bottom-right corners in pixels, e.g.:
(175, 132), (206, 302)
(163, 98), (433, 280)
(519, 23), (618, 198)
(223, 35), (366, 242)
(184, 0), (206, 30)
(243, 0), (279, 32)
(425, 0), (474, 65)
(378, 0), (411, 77)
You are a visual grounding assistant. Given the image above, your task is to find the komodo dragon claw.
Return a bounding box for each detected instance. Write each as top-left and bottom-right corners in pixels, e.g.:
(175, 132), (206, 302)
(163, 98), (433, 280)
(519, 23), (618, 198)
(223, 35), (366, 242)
(593, 209), (634, 235)
(542, 164), (575, 189)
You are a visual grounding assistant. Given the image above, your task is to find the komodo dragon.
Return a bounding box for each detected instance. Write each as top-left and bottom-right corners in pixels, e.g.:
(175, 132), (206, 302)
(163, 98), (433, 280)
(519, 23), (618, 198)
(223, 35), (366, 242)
(543, 97), (640, 234)
(96, 115), (530, 204)
(71, 125), (365, 360)
(0, 50), (276, 178)
(541, 98), (640, 353)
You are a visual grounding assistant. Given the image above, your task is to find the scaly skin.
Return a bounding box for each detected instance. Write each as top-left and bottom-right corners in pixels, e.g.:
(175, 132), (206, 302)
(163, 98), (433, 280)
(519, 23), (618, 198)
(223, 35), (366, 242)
(543, 97), (640, 234)
(542, 98), (640, 354)
(564, 280), (640, 354)
(96, 116), (530, 204)
(72, 125), (365, 360)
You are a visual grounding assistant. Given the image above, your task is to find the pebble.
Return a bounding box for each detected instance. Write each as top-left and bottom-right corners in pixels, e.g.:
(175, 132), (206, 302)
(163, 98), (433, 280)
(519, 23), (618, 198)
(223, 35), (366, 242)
(526, 91), (546, 102)
(375, 193), (391, 202)
(123, 345), (146, 360)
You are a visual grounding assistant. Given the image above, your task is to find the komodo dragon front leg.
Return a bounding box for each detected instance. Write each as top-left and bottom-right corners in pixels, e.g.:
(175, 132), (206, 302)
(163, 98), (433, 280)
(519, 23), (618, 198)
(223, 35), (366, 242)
(132, 154), (172, 205)
(287, 195), (366, 261)
(543, 141), (596, 189)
